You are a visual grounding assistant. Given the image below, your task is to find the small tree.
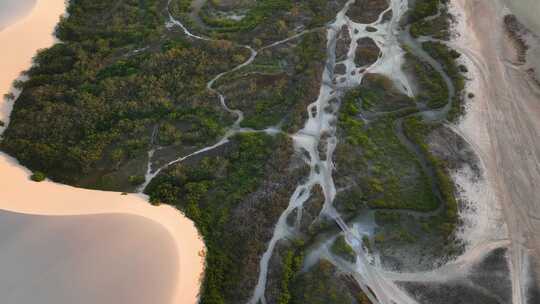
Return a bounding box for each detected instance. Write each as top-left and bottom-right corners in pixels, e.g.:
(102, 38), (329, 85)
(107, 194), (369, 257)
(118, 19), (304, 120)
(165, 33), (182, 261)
(30, 171), (46, 182)
(128, 175), (145, 186)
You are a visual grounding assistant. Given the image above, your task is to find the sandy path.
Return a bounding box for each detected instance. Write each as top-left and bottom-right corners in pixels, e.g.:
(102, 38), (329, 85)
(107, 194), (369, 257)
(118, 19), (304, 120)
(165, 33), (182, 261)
(0, 1), (205, 303)
(452, 0), (540, 302)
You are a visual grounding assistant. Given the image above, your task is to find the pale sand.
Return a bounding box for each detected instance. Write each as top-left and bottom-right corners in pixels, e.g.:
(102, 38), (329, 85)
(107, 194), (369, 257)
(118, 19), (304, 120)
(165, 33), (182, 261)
(0, 1), (205, 303)
(0, 210), (179, 304)
(0, 0), (63, 132)
(0, 0), (36, 30)
(451, 0), (540, 302)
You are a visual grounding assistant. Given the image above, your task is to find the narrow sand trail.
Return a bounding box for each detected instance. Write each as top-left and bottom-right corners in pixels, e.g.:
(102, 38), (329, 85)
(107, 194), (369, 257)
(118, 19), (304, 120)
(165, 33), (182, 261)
(452, 0), (540, 302)
(0, 1), (205, 303)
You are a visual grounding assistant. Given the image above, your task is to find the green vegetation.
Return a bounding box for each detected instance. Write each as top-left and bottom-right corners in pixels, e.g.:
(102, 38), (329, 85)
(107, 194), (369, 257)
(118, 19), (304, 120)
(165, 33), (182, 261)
(290, 260), (359, 304)
(30, 171), (46, 182)
(402, 117), (458, 238)
(336, 87), (439, 212)
(331, 235), (356, 263)
(409, 0), (446, 23)
(2, 0), (246, 188)
(404, 50), (449, 109)
(356, 74), (415, 112)
(128, 175), (145, 186)
(421, 41), (467, 121)
(170, 0), (342, 46)
(146, 133), (305, 303)
(218, 30), (327, 131)
(375, 210), (401, 224)
(277, 243), (305, 304)
(409, 0), (451, 39)
(200, 0), (291, 33)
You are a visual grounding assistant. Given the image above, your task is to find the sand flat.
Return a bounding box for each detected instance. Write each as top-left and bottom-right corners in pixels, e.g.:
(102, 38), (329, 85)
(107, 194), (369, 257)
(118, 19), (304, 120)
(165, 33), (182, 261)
(452, 0), (540, 302)
(0, 0), (36, 30)
(0, 1), (205, 303)
(0, 210), (179, 304)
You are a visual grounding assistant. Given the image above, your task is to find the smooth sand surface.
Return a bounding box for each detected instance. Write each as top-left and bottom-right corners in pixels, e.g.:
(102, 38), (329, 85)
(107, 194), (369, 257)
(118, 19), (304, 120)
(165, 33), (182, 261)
(0, 0), (64, 133)
(0, 154), (205, 304)
(0, 1), (205, 303)
(452, 0), (540, 303)
(0, 0), (36, 30)
(0, 210), (178, 304)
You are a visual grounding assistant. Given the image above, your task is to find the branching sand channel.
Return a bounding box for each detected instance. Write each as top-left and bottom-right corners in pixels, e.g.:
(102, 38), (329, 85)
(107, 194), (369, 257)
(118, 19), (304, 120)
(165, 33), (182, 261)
(247, 1), (423, 303)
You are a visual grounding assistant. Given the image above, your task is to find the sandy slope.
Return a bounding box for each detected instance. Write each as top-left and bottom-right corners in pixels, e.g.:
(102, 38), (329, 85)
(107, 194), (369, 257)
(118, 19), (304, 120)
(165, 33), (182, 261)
(0, 0), (36, 30)
(0, 1), (205, 303)
(0, 210), (179, 304)
(452, 0), (540, 303)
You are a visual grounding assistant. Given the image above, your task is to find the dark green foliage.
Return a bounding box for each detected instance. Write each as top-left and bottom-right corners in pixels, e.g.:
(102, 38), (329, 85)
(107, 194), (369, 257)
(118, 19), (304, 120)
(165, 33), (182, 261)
(402, 117), (458, 239)
(337, 88), (438, 212)
(200, 0), (292, 32)
(277, 243), (305, 304)
(290, 260), (356, 304)
(30, 171), (46, 182)
(56, 0), (164, 46)
(404, 50), (449, 109)
(409, 0), (446, 22)
(2, 0), (245, 187)
(219, 31), (327, 131)
(128, 175), (145, 186)
(331, 235), (356, 263)
(409, 0), (450, 39)
(421, 41), (466, 121)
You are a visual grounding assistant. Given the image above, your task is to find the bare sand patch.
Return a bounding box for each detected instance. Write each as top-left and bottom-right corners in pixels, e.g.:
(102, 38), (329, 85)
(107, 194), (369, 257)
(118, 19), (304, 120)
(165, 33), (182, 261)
(450, 0), (540, 302)
(0, 210), (179, 304)
(0, 0), (36, 30)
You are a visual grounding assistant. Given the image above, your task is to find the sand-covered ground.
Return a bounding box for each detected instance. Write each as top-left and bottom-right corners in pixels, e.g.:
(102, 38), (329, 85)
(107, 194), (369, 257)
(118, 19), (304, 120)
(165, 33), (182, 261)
(0, 0), (36, 30)
(451, 0), (540, 303)
(0, 1), (205, 303)
(0, 210), (179, 304)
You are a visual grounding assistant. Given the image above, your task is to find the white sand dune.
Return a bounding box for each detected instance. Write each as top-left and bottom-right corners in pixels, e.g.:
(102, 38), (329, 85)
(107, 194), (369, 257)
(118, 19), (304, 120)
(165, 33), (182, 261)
(0, 153), (205, 304)
(0, 210), (179, 304)
(0, 0), (64, 132)
(0, 0), (36, 30)
(0, 1), (205, 304)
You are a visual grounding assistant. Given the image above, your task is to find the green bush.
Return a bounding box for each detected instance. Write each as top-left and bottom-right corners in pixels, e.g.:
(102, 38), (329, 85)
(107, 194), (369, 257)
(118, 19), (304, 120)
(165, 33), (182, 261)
(331, 235), (356, 263)
(30, 171), (46, 182)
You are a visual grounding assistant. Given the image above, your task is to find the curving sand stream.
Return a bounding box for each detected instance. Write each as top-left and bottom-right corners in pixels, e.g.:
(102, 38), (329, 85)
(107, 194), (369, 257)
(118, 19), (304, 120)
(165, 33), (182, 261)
(0, 1), (205, 304)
